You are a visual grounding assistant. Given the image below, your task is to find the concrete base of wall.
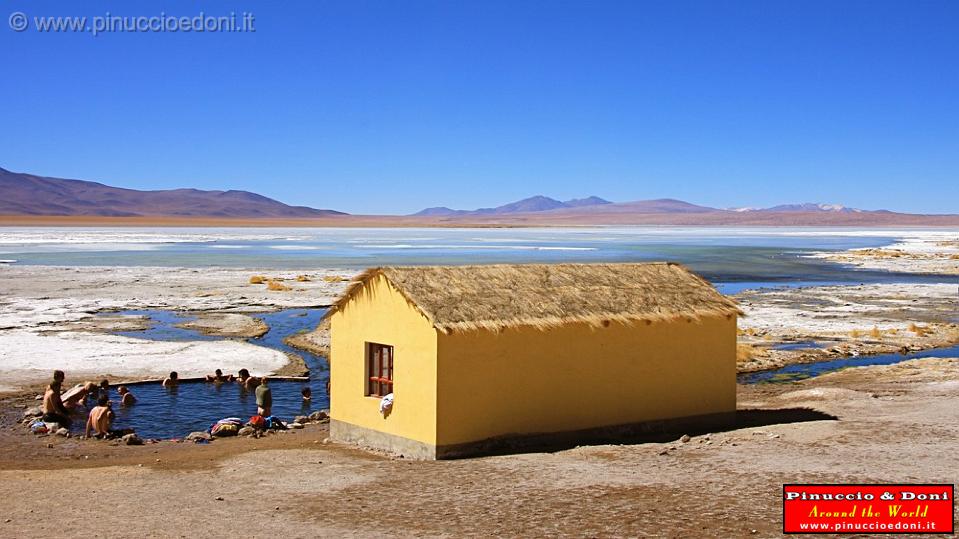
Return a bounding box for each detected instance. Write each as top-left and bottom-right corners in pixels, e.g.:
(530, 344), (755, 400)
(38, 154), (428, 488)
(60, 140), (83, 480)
(331, 420), (438, 460)
(332, 411), (735, 460)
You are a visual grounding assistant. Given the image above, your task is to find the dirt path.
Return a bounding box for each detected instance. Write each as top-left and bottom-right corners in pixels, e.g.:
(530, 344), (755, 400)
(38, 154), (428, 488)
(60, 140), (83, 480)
(2, 357), (956, 537)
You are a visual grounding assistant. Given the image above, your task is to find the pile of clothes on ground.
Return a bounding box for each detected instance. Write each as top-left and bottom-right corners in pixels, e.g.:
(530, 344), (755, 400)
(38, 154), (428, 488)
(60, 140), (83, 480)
(208, 415), (288, 438)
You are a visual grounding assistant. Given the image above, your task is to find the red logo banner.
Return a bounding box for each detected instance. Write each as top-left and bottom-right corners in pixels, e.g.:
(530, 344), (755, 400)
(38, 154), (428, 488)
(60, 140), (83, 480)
(783, 484), (954, 534)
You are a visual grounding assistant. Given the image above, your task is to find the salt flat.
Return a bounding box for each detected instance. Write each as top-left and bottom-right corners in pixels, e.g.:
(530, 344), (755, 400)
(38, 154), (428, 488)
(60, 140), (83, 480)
(0, 266), (353, 392)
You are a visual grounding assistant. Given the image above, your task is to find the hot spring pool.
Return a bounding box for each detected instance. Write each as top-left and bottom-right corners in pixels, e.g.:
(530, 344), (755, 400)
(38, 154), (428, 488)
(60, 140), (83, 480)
(66, 308), (329, 440)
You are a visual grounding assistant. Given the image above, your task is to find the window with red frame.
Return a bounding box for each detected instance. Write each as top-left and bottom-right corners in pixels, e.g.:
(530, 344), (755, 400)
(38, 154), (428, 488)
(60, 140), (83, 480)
(366, 343), (393, 397)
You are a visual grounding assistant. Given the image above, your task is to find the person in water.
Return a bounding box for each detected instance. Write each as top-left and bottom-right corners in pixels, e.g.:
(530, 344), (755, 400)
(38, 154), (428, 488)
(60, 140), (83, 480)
(42, 379), (71, 426)
(99, 378), (110, 399)
(85, 395), (114, 438)
(117, 385), (136, 405)
(162, 371), (178, 388)
(237, 368), (259, 390)
(205, 369), (234, 383)
(255, 377), (272, 417)
(301, 386), (311, 403)
(77, 381), (99, 406)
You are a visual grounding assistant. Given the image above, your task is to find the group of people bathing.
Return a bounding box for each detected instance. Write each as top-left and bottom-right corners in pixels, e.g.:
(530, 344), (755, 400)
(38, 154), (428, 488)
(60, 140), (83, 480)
(42, 371), (136, 438)
(43, 368), (313, 439)
(161, 368), (312, 417)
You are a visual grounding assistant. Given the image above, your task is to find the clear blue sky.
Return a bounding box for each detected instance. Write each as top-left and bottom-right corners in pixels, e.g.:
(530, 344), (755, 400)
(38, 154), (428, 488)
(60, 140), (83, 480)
(2, 1), (956, 215)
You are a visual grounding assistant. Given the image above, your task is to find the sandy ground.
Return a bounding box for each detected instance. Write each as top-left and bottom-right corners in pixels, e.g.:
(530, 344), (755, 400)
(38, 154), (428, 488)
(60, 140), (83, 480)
(0, 356), (956, 537)
(0, 266), (353, 392)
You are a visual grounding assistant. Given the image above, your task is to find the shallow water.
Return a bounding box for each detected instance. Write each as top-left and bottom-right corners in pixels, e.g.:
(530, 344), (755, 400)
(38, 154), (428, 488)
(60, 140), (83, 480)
(739, 344), (959, 384)
(4, 226), (955, 290)
(69, 308), (329, 439)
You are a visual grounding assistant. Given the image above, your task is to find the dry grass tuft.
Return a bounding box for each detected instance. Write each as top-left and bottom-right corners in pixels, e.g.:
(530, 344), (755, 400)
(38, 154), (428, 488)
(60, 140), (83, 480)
(249, 275), (266, 284)
(869, 326), (882, 338)
(296, 275), (311, 282)
(856, 248), (905, 258)
(737, 343), (757, 363)
(908, 323), (931, 336)
(849, 329), (863, 338)
(267, 280), (292, 292)
(322, 275), (348, 283)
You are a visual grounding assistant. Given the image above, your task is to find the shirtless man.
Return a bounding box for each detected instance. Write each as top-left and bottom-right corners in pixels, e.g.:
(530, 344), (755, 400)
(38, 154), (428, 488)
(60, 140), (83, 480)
(237, 369), (259, 390)
(60, 376), (93, 410)
(42, 380), (71, 426)
(85, 396), (114, 438)
(117, 386), (136, 405)
(205, 369), (234, 383)
(162, 371), (178, 388)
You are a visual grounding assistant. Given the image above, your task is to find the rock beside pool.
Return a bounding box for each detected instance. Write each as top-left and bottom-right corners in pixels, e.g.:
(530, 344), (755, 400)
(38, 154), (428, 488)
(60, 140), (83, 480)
(309, 410), (329, 422)
(22, 406), (42, 419)
(284, 322), (330, 356)
(186, 431), (212, 443)
(290, 422), (304, 429)
(47, 314), (153, 334)
(238, 426), (255, 437)
(121, 433), (144, 445)
(294, 415), (310, 425)
(55, 428), (69, 437)
(176, 313), (269, 338)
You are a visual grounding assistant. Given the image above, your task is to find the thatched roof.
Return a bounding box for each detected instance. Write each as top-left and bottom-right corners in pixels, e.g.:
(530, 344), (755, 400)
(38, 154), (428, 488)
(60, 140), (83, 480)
(326, 262), (740, 334)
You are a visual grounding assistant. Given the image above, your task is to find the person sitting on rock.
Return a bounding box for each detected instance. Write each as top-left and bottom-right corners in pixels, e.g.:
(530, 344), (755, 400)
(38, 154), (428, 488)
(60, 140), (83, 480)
(85, 395), (114, 439)
(205, 369), (234, 383)
(76, 381), (100, 406)
(42, 380), (71, 426)
(117, 385), (136, 406)
(60, 378), (92, 410)
(162, 371), (178, 388)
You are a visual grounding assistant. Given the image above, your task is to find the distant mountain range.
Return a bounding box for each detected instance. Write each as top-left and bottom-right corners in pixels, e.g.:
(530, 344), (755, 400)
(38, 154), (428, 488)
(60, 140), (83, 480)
(729, 203), (879, 214)
(0, 167), (344, 218)
(1, 166), (956, 226)
(416, 197), (875, 216)
(410, 196), (958, 226)
(414, 195), (612, 216)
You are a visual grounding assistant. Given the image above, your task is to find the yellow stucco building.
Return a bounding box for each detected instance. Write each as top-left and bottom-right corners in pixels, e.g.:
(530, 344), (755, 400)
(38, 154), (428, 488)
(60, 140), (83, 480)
(324, 262), (740, 459)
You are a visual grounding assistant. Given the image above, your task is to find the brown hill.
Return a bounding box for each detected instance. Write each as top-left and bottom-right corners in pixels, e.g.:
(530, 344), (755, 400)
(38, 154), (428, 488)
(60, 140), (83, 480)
(0, 167), (345, 218)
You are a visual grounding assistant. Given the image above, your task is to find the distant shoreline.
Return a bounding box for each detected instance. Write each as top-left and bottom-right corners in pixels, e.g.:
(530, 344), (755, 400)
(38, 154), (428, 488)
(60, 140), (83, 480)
(2, 213), (959, 228)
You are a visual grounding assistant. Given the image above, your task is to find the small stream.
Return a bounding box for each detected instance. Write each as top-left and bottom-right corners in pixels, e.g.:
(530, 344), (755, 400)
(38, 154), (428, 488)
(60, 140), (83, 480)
(739, 344), (959, 384)
(74, 308), (329, 440)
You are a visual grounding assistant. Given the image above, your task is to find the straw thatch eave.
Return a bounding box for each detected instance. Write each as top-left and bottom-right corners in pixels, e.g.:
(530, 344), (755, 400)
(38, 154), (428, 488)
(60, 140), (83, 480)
(323, 263), (741, 334)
